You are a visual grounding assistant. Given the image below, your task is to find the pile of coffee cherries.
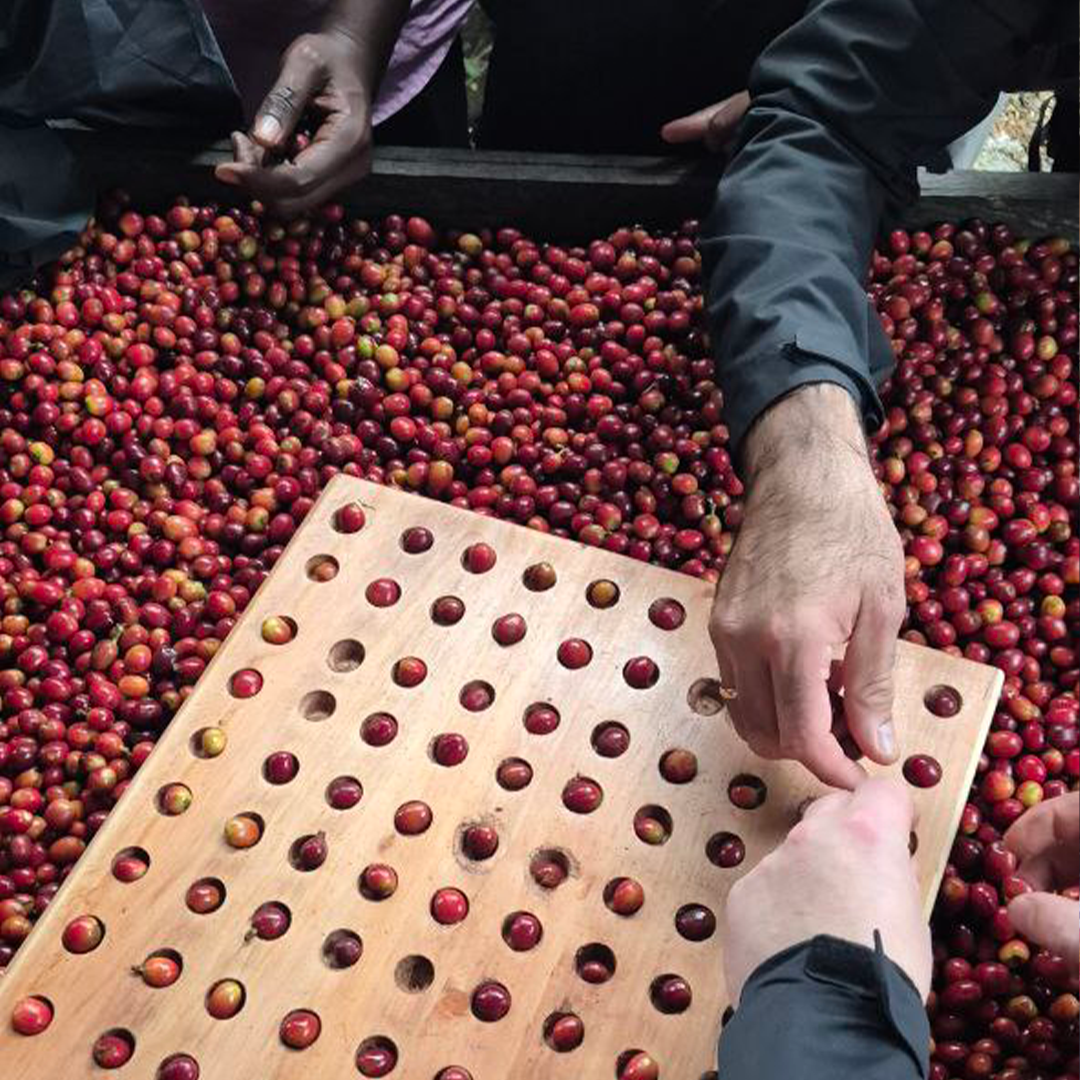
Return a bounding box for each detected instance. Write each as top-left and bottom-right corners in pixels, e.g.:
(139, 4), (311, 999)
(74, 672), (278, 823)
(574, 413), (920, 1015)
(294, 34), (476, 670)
(0, 193), (1075, 1078)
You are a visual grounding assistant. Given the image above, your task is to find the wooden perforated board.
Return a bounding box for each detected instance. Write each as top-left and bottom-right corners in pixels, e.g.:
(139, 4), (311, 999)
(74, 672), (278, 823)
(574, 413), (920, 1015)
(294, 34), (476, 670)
(0, 476), (1001, 1080)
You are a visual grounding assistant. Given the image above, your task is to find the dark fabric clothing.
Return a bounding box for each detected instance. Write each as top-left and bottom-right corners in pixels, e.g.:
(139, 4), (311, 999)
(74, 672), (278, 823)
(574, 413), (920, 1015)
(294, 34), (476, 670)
(719, 933), (930, 1079)
(373, 34), (469, 149)
(700, 0), (1077, 450)
(0, 0), (239, 288)
(478, 0), (807, 153)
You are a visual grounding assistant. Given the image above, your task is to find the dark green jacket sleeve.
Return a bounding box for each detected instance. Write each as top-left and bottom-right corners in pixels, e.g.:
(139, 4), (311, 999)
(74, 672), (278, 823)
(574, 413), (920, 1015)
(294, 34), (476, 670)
(701, 0), (1072, 450)
(718, 934), (930, 1079)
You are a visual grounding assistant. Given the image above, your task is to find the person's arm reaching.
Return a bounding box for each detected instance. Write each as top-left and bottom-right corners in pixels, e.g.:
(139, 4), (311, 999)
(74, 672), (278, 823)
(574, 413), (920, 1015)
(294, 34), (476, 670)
(703, 0), (1065, 786)
(216, 0), (409, 216)
(719, 779), (932, 1079)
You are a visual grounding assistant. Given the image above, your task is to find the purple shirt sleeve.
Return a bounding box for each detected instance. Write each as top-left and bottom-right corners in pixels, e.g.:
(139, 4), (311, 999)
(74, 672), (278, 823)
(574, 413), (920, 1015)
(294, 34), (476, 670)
(198, 0), (472, 124)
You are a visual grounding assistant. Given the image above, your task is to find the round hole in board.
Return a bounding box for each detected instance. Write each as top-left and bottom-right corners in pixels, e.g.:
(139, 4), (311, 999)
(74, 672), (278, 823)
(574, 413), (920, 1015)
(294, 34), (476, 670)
(523, 702), (560, 735)
(135, 949), (183, 988)
(355, 1035), (399, 1076)
(522, 561), (557, 591)
(205, 978), (246, 1020)
(633, 805), (673, 846)
(332, 503), (366, 534)
(61, 914), (105, 954)
(461, 542), (497, 574)
(305, 554), (339, 582)
(727, 774), (767, 810)
(623, 655), (660, 689)
(156, 1054), (200, 1079)
(649, 973), (693, 1014)
(326, 776), (363, 810)
(393, 955), (434, 993)
(10, 995), (54, 1036)
(615, 1049), (658, 1079)
(156, 783), (192, 816)
(586, 579), (620, 609)
(191, 727), (227, 759)
(924, 683), (964, 717)
(687, 677), (723, 715)
(247, 901), (291, 942)
(530, 848), (571, 890)
(358, 863), (398, 901)
(91, 1027), (136, 1068)
(496, 757), (532, 790)
(459, 679), (494, 711)
(322, 929), (363, 969)
(658, 748), (698, 784)
(543, 1011), (585, 1052)
(592, 722), (630, 757)
(575, 942), (616, 983)
(185, 877), (226, 914)
(706, 831), (745, 869)
(903, 753), (943, 788)
(648, 597), (686, 630)
(228, 668), (263, 698)
(328, 639), (365, 672)
(111, 846), (150, 883)
(365, 578), (401, 608)
(360, 712), (398, 747)
(603, 877), (645, 916)
(223, 812), (264, 849)
(300, 689), (335, 721)
(431, 595), (465, 625)
(501, 911), (542, 951)
(674, 903), (716, 942)
(263, 751), (299, 785)
(400, 526), (433, 553)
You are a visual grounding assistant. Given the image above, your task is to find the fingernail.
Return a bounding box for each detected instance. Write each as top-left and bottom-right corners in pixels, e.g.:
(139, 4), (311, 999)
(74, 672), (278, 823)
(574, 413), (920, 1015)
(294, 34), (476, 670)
(255, 116), (281, 142)
(215, 166), (239, 185)
(877, 720), (896, 759)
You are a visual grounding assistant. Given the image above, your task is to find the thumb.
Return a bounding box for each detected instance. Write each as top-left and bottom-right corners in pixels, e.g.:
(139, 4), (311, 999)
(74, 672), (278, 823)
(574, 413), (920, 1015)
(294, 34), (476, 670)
(842, 602), (902, 765)
(661, 91), (749, 152)
(1007, 894), (1080, 967)
(253, 43), (323, 149)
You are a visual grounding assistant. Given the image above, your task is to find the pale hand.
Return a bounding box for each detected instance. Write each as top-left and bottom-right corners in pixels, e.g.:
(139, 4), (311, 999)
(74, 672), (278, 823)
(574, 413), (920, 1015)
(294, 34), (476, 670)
(723, 778), (931, 1002)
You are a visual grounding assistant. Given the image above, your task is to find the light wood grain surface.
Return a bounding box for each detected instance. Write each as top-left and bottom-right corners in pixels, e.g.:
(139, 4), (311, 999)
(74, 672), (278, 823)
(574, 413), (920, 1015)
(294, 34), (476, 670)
(0, 476), (1001, 1080)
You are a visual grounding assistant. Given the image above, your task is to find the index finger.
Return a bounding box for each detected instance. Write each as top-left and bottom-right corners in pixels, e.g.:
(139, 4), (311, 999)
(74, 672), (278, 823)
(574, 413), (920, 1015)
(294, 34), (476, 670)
(1005, 792), (1080, 890)
(772, 645), (866, 790)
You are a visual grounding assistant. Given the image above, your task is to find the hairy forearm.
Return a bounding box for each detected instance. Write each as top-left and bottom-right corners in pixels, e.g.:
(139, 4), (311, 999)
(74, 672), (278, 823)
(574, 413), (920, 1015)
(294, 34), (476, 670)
(742, 384), (870, 489)
(324, 0), (410, 95)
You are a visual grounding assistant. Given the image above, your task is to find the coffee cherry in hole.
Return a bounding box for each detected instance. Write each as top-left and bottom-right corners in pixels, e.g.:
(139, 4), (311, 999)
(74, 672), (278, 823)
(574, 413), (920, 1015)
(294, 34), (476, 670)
(925, 684), (962, 717)
(587, 580), (620, 608)
(434, 1069), (473, 1080)
(431, 888), (469, 925)
(247, 902), (290, 941)
(223, 814), (262, 849)
(502, 911), (542, 951)
(361, 713), (398, 746)
(557, 638), (593, 669)
(563, 777), (603, 813)
(261, 616), (295, 645)
(492, 613), (527, 645)
(156, 1055), (200, 1080)
(11, 996), (53, 1035)
(158, 783), (192, 815)
(675, 903), (717, 942)
(530, 851), (569, 889)
(92, 1030), (134, 1068)
(462, 542), (497, 573)
(185, 879), (225, 914)
(263, 751), (299, 784)
(323, 929), (363, 968)
(623, 656), (660, 689)
(62, 914), (104, 953)
(393, 656), (427, 688)
(461, 824), (499, 860)
(395, 801), (432, 835)
(195, 727), (227, 757)
(401, 526), (433, 553)
(334, 504), (366, 533)
(356, 1039), (397, 1078)
(619, 1051), (660, 1080)
(649, 597), (686, 630)
(431, 595), (465, 625)
(592, 722), (630, 757)
(651, 974), (693, 1013)
(326, 776), (363, 809)
(135, 952), (182, 987)
(206, 979), (245, 1019)
(279, 1009), (321, 1049)
(545, 1012), (585, 1051)
(524, 703), (560, 735)
(432, 733), (469, 767)
(659, 748), (698, 783)
(360, 864), (398, 900)
(229, 668), (263, 698)
(471, 980), (511, 1022)
(903, 753), (943, 788)
(523, 562), (557, 590)
(497, 758), (533, 790)
(706, 832), (745, 868)
(365, 578), (401, 607)
(112, 850), (150, 883)
(606, 877), (645, 915)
